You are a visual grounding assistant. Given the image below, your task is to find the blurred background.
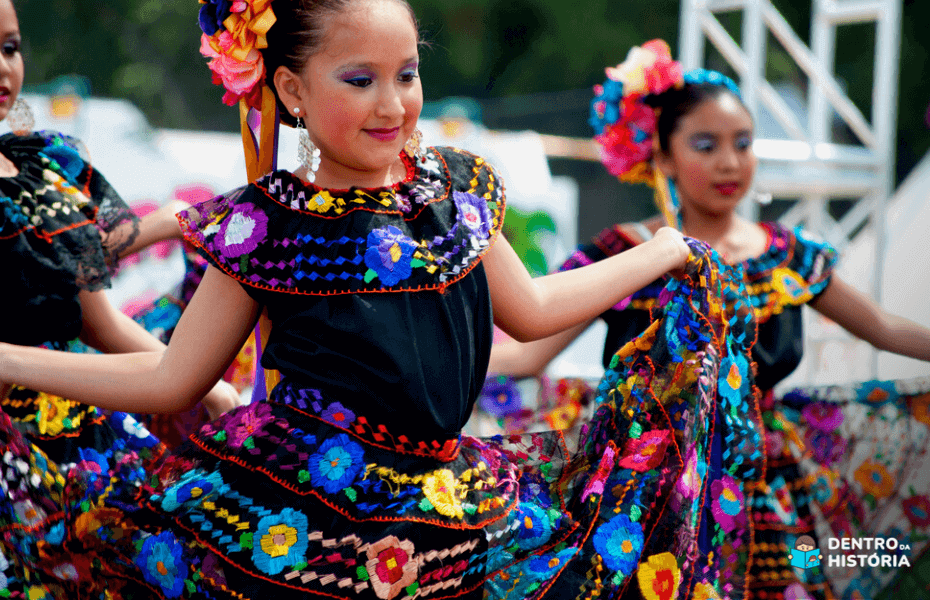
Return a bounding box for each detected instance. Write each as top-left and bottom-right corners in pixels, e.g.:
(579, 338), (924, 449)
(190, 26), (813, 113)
(11, 0), (930, 384)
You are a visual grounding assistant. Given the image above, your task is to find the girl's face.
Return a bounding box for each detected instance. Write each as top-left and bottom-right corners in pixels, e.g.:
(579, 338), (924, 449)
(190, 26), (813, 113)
(655, 93), (757, 219)
(285, 0), (422, 188)
(0, 0), (23, 124)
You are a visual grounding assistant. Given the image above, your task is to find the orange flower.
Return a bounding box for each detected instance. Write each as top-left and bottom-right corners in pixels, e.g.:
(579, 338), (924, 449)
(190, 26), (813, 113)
(853, 460), (894, 500)
(909, 392), (930, 428)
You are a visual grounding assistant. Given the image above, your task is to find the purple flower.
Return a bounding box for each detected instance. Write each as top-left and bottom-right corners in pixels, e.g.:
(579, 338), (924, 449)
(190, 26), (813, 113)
(321, 402), (356, 428)
(711, 475), (745, 533)
(216, 203), (269, 259)
(225, 402), (275, 449)
(452, 191), (492, 239)
(804, 429), (847, 466)
(199, 0), (232, 36)
(479, 376), (523, 416)
(364, 225), (417, 286)
(802, 402), (843, 431)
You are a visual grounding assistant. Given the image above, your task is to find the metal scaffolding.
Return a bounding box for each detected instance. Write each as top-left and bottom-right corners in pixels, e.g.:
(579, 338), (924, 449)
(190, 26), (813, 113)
(678, 0), (902, 303)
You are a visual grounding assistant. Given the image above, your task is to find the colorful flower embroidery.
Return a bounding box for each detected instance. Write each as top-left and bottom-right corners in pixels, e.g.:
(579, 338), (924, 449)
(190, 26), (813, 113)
(801, 402), (844, 431)
(857, 380), (898, 406)
(853, 460), (894, 499)
(592, 513), (643, 576)
(421, 469), (463, 519)
(784, 582), (814, 600)
(902, 495), (930, 528)
(135, 531), (187, 598)
(804, 429), (847, 466)
(618, 429), (671, 472)
(364, 535), (418, 600)
(35, 393), (72, 436)
(225, 402), (275, 449)
(478, 376), (523, 417)
(307, 433), (365, 493)
(0, 195), (29, 230)
(911, 392), (930, 428)
(252, 508), (309, 576)
(718, 351), (748, 406)
(320, 402), (356, 428)
(217, 203), (269, 259)
(305, 191), (337, 214)
(674, 446), (701, 504)
(40, 142), (85, 183)
(636, 552), (681, 600)
(160, 470), (224, 512)
(13, 500), (45, 528)
(514, 503), (552, 551)
(364, 225), (418, 286)
(770, 268), (812, 303)
(710, 476), (745, 533)
(452, 191), (492, 239)
(693, 582), (722, 600)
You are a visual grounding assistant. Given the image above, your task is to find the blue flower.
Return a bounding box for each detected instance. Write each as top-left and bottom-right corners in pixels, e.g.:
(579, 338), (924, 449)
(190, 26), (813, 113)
(589, 78), (624, 135)
(160, 470), (225, 512)
(77, 447), (110, 473)
(525, 548), (577, 579)
(479, 376), (523, 417)
(135, 531), (187, 598)
(308, 433), (365, 493)
(452, 191), (492, 239)
(718, 350), (749, 409)
(364, 225), (418, 286)
(513, 503), (551, 551)
(856, 380), (898, 406)
(40, 142), (85, 183)
(0, 196), (29, 230)
(199, 0), (233, 36)
(592, 513), (643, 575)
(252, 508), (309, 576)
(684, 69), (742, 98)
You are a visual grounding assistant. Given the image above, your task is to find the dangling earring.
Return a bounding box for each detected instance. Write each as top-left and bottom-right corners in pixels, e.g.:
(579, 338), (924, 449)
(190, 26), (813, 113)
(404, 127), (424, 161)
(294, 108), (320, 183)
(7, 98), (35, 135)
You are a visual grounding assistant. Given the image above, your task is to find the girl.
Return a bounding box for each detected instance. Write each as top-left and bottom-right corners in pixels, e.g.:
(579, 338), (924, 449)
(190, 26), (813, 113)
(487, 40), (930, 599)
(0, 2), (727, 599)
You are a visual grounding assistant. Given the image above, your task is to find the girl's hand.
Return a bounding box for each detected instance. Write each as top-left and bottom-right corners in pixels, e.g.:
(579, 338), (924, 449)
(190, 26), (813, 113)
(202, 380), (244, 420)
(651, 226), (691, 273)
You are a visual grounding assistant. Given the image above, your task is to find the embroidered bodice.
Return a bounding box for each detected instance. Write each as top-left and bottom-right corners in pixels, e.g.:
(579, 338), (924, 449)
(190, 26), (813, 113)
(562, 221), (838, 391)
(180, 147), (506, 435)
(1, 131), (139, 346)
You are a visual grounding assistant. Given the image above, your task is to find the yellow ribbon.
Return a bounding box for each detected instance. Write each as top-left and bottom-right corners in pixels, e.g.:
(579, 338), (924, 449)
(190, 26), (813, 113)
(222, 0), (275, 61)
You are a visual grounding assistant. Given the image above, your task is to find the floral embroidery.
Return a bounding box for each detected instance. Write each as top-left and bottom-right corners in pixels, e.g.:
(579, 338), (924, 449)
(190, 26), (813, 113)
(13, 500), (45, 528)
(0, 195), (29, 231)
(363, 225), (419, 286)
(592, 513), (643, 575)
(478, 376), (522, 417)
(514, 503), (551, 551)
(364, 535), (418, 600)
(710, 476), (745, 533)
(40, 141), (85, 183)
(718, 351), (748, 406)
(770, 268), (812, 303)
(307, 433), (365, 493)
(804, 429), (847, 466)
(617, 429), (671, 472)
(636, 552), (681, 600)
(693, 582), (722, 600)
(35, 393), (72, 436)
(452, 191), (492, 239)
(305, 191), (338, 214)
(217, 203), (269, 259)
(910, 392), (930, 428)
(857, 380), (898, 405)
(421, 469), (463, 519)
(802, 402), (843, 431)
(854, 460), (894, 499)
(225, 402), (275, 449)
(135, 531), (187, 598)
(320, 402), (356, 428)
(902, 495), (930, 528)
(252, 508), (309, 575)
(159, 470), (224, 512)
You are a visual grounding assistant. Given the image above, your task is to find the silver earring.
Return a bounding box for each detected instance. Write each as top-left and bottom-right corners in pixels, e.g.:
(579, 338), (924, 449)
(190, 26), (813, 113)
(294, 109), (320, 183)
(7, 98), (34, 134)
(753, 190), (773, 205)
(404, 127), (424, 161)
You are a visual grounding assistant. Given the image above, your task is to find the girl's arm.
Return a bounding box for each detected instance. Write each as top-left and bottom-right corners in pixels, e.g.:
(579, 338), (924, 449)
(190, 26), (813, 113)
(488, 322), (591, 378)
(810, 277), (930, 361)
(118, 200), (190, 259)
(484, 227), (688, 342)
(77, 289), (244, 418)
(0, 267), (260, 414)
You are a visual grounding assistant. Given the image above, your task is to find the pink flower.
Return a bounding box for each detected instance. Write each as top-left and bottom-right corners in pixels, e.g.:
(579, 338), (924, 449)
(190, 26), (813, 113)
(641, 39), (684, 95)
(595, 94), (657, 179)
(618, 429), (672, 472)
(802, 402), (843, 432)
(200, 33), (265, 105)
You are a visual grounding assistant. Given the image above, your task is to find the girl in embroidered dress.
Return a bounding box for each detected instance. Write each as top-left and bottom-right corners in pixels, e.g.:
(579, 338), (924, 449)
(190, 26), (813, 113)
(486, 40), (930, 599)
(0, 1), (751, 598)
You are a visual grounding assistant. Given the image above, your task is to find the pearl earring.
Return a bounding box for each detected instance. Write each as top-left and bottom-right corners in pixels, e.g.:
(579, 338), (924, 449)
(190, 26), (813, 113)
(294, 107), (320, 183)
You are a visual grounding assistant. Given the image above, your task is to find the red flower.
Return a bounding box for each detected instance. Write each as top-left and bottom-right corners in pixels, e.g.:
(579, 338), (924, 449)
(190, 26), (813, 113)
(618, 429), (672, 472)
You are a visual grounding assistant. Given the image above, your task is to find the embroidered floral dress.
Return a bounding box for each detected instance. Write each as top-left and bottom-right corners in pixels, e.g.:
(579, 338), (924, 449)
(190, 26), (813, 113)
(0, 130), (163, 465)
(523, 221), (930, 599)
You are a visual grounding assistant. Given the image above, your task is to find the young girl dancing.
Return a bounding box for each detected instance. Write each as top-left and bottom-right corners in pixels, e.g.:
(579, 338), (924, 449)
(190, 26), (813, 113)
(488, 40), (930, 599)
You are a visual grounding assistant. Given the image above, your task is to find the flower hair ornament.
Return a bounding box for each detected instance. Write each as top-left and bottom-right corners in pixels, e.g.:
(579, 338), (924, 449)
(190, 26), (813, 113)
(199, 0), (278, 182)
(590, 40), (742, 230)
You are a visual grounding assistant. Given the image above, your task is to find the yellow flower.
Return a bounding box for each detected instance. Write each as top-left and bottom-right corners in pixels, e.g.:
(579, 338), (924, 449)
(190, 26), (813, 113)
(422, 469), (463, 519)
(36, 393), (75, 436)
(770, 268), (812, 304)
(221, 0), (275, 60)
(306, 191), (337, 214)
(260, 523), (299, 558)
(693, 582), (721, 600)
(637, 552), (681, 600)
(854, 460), (894, 500)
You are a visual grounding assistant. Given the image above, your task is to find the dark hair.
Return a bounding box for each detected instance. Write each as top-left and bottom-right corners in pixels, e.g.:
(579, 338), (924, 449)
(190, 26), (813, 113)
(262, 0), (419, 127)
(644, 82), (749, 154)
(795, 535), (817, 549)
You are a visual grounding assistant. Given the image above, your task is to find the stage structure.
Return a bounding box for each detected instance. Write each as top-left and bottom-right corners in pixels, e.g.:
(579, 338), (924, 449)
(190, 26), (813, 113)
(679, 0), (903, 378)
